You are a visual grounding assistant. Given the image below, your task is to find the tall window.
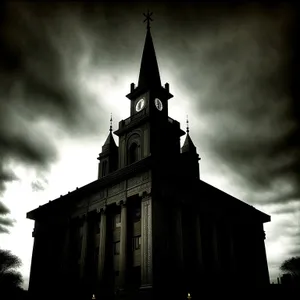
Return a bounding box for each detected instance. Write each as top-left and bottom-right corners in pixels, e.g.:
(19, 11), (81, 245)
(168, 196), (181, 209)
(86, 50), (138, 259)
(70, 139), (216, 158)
(113, 214), (121, 228)
(102, 160), (108, 177)
(128, 143), (138, 164)
(113, 242), (120, 255)
(133, 207), (141, 223)
(132, 236), (141, 250)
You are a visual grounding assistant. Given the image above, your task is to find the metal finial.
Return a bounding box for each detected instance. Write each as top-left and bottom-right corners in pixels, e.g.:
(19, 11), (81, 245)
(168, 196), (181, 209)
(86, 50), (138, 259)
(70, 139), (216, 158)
(110, 113), (113, 133)
(186, 115), (189, 134)
(143, 10), (153, 30)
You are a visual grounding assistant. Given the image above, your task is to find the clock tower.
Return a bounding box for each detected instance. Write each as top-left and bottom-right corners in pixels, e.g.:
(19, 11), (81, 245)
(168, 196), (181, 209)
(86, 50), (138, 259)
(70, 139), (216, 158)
(114, 14), (185, 168)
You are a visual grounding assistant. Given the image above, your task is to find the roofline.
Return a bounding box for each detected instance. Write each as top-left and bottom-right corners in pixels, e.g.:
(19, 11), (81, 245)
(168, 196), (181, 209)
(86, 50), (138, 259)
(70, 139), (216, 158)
(27, 156), (153, 220)
(199, 179), (271, 223)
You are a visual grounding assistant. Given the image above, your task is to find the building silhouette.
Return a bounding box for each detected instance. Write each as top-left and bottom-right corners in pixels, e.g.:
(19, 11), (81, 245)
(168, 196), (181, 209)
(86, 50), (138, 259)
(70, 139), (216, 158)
(27, 13), (271, 300)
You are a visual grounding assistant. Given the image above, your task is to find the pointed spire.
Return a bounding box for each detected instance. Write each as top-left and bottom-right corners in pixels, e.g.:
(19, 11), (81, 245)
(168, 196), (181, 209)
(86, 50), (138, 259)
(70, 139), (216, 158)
(182, 116), (197, 153)
(138, 11), (161, 89)
(102, 115), (117, 151)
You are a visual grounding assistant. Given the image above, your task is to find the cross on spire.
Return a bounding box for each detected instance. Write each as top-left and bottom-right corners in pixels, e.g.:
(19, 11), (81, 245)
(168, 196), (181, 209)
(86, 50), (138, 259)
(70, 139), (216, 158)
(186, 115), (189, 134)
(110, 113), (113, 133)
(143, 10), (153, 30)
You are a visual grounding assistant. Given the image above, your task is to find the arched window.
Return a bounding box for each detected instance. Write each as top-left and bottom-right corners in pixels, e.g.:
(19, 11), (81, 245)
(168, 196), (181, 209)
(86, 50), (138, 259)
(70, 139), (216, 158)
(102, 160), (108, 177)
(128, 143), (139, 164)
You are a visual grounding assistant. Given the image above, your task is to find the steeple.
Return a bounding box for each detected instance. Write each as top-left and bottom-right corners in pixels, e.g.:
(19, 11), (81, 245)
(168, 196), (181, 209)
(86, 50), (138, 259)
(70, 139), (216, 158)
(182, 116), (197, 153)
(102, 114), (117, 152)
(181, 116), (200, 179)
(125, 11), (173, 102)
(138, 10), (161, 89)
(97, 114), (118, 179)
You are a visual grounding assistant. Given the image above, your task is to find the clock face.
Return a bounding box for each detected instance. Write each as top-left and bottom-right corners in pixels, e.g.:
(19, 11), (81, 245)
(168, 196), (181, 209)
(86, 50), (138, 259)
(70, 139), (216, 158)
(154, 98), (163, 111)
(135, 98), (145, 112)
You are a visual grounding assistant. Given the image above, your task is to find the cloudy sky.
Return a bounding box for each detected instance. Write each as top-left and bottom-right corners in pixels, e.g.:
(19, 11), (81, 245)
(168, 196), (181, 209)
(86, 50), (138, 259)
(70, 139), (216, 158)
(0, 1), (299, 289)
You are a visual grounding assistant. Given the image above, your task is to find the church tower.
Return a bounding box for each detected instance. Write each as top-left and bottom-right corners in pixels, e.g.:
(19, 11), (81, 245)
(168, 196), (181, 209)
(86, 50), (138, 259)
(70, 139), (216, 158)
(114, 12), (185, 168)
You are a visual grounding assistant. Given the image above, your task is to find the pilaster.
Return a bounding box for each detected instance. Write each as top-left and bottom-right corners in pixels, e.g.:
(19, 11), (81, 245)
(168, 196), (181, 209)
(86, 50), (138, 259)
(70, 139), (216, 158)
(80, 214), (88, 279)
(212, 222), (219, 275)
(119, 200), (128, 288)
(140, 192), (152, 288)
(97, 206), (107, 284)
(62, 218), (71, 275)
(195, 213), (203, 276)
(229, 225), (236, 279)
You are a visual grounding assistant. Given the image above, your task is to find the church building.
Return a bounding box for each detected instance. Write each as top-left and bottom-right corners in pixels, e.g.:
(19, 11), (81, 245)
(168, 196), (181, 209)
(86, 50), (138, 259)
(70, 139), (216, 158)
(27, 12), (271, 300)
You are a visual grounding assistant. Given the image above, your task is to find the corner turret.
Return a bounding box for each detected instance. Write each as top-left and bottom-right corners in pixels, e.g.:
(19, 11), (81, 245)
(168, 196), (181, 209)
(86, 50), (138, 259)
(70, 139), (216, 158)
(97, 115), (118, 178)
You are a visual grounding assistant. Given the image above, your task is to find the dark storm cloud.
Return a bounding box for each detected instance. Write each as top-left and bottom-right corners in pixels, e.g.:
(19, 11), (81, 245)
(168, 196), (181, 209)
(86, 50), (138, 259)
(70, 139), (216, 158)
(0, 216), (14, 234)
(0, 201), (14, 234)
(0, 202), (10, 215)
(0, 2), (110, 194)
(157, 3), (300, 208)
(0, 165), (18, 193)
(272, 203), (300, 215)
(0, 1), (170, 195)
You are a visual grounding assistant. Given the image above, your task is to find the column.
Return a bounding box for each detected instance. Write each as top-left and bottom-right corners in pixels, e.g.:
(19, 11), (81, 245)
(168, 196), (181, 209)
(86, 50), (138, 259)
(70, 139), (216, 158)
(119, 200), (127, 288)
(229, 225), (236, 282)
(212, 222), (219, 275)
(80, 214), (88, 279)
(97, 207), (107, 284)
(175, 205), (184, 273)
(62, 219), (70, 274)
(59, 220), (70, 297)
(141, 194), (152, 287)
(195, 213), (203, 276)
(173, 203), (184, 298)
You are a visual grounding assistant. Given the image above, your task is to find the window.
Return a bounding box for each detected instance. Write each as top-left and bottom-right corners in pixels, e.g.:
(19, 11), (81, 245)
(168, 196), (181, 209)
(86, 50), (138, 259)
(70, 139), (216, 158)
(133, 208), (141, 223)
(114, 242), (120, 255)
(128, 143), (138, 164)
(114, 214), (121, 228)
(102, 160), (108, 177)
(132, 236), (141, 250)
